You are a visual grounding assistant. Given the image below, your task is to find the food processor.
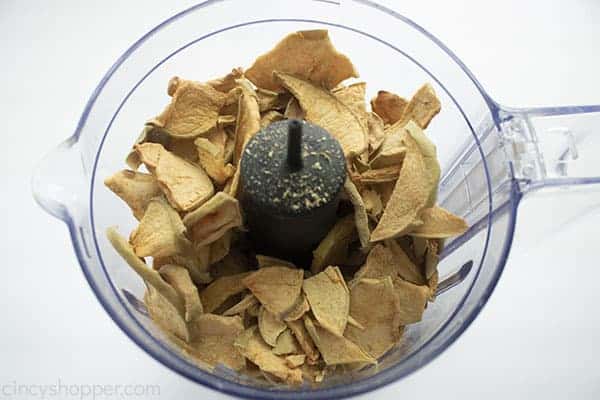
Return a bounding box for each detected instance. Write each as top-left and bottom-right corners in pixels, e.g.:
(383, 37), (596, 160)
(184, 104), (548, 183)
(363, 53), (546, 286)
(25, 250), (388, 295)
(31, 1), (600, 398)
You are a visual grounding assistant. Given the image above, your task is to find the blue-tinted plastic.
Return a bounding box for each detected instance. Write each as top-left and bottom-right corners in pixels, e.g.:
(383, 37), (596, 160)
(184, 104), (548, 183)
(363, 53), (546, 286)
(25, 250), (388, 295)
(31, 1), (600, 399)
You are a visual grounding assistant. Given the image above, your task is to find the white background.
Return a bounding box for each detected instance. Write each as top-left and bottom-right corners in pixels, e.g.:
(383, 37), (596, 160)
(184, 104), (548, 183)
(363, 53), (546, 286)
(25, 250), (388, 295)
(2, 0), (600, 399)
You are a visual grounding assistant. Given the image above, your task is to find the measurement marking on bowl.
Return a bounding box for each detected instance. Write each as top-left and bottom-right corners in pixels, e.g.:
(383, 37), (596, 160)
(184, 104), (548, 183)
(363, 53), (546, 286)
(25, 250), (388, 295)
(436, 260), (473, 296)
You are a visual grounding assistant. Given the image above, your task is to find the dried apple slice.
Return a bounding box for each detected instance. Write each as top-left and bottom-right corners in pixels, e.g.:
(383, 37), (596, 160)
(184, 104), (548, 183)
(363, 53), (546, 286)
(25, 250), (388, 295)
(206, 67), (244, 93)
(145, 144), (214, 212)
(186, 314), (246, 371)
(343, 178), (371, 251)
(234, 326), (303, 385)
(129, 197), (189, 258)
(345, 277), (402, 359)
(287, 319), (320, 363)
(246, 30), (357, 92)
(370, 133), (429, 242)
(222, 294), (259, 317)
(370, 90), (408, 125)
(311, 214), (357, 274)
(242, 267), (304, 317)
(106, 227), (184, 316)
(303, 315), (375, 366)
(258, 306), (287, 346)
(274, 71), (366, 157)
(144, 285), (189, 341)
(149, 79), (228, 138)
(194, 135), (236, 185)
(302, 266), (350, 337)
(182, 192), (243, 247)
(233, 82), (261, 165)
(104, 170), (162, 220)
(395, 83), (441, 129)
(272, 329), (302, 356)
(411, 206), (468, 238)
(159, 264), (203, 322)
(199, 272), (251, 313)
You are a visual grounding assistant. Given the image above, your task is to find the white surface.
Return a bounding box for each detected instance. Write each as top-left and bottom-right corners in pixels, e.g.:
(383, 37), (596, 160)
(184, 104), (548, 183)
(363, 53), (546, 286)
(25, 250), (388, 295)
(2, 0), (599, 399)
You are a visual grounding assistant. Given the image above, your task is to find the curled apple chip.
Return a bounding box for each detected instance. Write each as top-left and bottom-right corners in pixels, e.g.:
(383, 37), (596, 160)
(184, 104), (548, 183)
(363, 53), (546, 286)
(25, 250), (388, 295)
(150, 83), (225, 138)
(234, 326), (303, 385)
(258, 306), (288, 346)
(199, 272), (251, 313)
(411, 206), (468, 238)
(246, 30), (357, 92)
(287, 319), (320, 363)
(134, 142), (163, 172)
(104, 170), (162, 220)
(242, 267), (304, 317)
(187, 314), (246, 371)
(303, 315), (375, 366)
(107, 227), (184, 315)
(370, 133), (429, 242)
(143, 144), (214, 212)
(149, 79), (228, 139)
(145, 285), (189, 341)
(182, 192), (243, 247)
(222, 294), (259, 317)
(311, 214), (357, 274)
(344, 178), (371, 251)
(393, 277), (430, 325)
(274, 71), (366, 157)
(129, 197), (189, 258)
(233, 82), (261, 165)
(370, 90), (408, 125)
(395, 83), (441, 129)
(272, 329), (302, 356)
(126, 125), (170, 169)
(206, 67), (244, 93)
(302, 266), (349, 336)
(194, 136), (236, 185)
(159, 264), (203, 322)
(260, 110), (285, 128)
(345, 277), (402, 359)
(333, 82), (368, 129)
(405, 121), (440, 206)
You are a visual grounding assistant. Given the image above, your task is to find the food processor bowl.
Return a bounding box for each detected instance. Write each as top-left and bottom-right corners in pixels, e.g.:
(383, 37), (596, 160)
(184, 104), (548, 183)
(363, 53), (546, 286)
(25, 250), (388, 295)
(32, 1), (600, 398)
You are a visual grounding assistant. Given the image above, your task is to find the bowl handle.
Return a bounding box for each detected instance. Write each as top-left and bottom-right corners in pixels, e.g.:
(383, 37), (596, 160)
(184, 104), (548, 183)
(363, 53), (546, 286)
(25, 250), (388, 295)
(497, 104), (600, 241)
(498, 104), (600, 191)
(32, 135), (86, 223)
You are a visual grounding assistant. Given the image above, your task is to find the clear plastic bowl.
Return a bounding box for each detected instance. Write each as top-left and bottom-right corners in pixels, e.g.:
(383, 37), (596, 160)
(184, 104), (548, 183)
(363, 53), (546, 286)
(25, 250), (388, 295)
(32, 1), (600, 398)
